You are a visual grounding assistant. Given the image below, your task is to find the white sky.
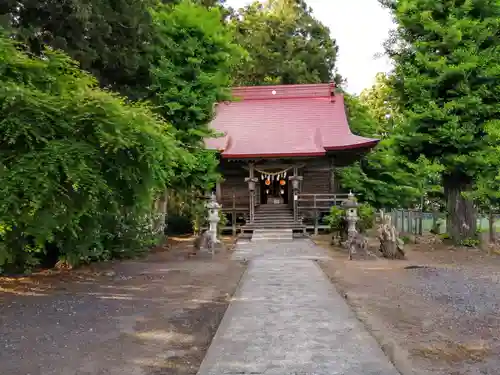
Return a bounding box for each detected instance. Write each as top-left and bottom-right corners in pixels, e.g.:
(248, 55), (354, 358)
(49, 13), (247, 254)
(225, 0), (394, 94)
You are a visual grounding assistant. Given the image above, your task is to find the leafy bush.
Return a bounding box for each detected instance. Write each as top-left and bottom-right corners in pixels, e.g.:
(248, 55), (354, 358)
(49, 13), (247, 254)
(358, 203), (376, 233)
(459, 238), (480, 248)
(0, 35), (181, 272)
(167, 215), (194, 235)
(400, 235), (412, 244)
(324, 203), (376, 235)
(325, 206), (345, 233)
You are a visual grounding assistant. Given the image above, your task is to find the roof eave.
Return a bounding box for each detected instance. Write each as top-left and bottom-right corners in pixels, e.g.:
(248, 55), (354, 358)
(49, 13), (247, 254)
(324, 139), (380, 151)
(220, 151), (326, 159)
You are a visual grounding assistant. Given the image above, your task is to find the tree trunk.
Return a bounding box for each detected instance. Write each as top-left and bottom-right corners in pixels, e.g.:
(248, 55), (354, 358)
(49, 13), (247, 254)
(489, 210), (495, 245)
(443, 175), (476, 242)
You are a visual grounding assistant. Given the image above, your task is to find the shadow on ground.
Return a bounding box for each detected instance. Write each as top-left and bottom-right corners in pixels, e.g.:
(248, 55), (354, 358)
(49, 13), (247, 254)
(315, 234), (500, 375)
(0, 240), (245, 375)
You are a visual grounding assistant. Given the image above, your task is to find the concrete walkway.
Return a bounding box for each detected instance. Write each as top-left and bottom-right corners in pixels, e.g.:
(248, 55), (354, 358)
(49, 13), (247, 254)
(197, 240), (400, 375)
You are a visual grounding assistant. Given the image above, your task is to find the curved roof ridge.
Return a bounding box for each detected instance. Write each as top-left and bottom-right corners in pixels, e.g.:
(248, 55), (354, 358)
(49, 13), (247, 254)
(232, 83), (335, 101)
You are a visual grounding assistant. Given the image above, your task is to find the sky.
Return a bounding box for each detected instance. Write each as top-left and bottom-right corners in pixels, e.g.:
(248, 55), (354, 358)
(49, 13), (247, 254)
(225, 0), (395, 94)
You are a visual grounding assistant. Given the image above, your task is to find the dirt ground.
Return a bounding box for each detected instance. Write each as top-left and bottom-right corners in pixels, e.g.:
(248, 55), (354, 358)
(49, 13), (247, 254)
(0, 236), (244, 375)
(315, 234), (500, 375)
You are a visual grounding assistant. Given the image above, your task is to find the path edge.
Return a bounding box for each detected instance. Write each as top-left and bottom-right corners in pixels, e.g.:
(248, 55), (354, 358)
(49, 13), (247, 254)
(195, 258), (250, 375)
(316, 259), (422, 375)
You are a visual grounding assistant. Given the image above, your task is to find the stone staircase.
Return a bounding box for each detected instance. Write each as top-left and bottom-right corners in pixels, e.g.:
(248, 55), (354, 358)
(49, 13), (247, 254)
(243, 204), (305, 239)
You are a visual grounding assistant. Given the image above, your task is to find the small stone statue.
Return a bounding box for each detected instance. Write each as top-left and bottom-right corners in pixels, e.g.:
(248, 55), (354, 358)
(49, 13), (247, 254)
(377, 210), (405, 259)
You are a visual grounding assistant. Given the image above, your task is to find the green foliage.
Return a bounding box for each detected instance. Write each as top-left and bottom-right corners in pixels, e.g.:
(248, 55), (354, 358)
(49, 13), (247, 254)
(380, 0), (500, 240)
(149, 0), (243, 145)
(325, 203), (375, 234)
(146, 0), (243, 201)
(358, 203), (375, 233)
(340, 92), (443, 209)
(459, 238), (480, 248)
(325, 205), (344, 232)
(0, 35), (180, 272)
(400, 235), (411, 245)
(166, 215), (194, 235)
(2, 0), (156, 97)
(218, 211), (228, 234)
(229, 0), (340, 86)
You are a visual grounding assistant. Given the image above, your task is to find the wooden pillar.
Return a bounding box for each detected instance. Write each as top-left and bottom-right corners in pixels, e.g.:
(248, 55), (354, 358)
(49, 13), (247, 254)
(232, 190), (237, 236)
(250, 162), (254, 223)
(289, 167), (303, 224)
(293, 167), (298, 223)
(313, 194), (319, 235)
(215, 181), (221, 203)
(329, 158), (335, 193)
(245, 162), (257, 223)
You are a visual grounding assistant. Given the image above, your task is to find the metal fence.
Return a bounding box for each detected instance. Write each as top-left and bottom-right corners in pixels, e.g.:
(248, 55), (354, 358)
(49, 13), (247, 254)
(390, 209), (500, 240)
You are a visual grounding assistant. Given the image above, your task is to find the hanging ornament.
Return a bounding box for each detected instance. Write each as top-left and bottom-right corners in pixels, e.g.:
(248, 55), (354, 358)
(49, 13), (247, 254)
(280, 179), (286, 186)
(280, 189), (285, 195)
(265, 179), (271, 186)
(261, 174), (264, 180)
(284, 171), (287, 178)
(266, 189), (269, 194)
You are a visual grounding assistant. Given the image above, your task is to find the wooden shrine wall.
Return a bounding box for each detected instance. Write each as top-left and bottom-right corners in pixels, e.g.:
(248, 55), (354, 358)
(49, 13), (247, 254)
(218, 157), (344, 208)
(219, 161), (249, 208)
(300, 157), (336, 195)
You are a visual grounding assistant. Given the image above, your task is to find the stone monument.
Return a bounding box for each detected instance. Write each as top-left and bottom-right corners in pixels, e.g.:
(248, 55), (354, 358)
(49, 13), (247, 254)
(377, 210), (405, 259)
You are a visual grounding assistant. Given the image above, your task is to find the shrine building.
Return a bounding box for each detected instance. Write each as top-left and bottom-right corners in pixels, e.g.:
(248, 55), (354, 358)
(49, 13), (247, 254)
(206, 83), (379, 234)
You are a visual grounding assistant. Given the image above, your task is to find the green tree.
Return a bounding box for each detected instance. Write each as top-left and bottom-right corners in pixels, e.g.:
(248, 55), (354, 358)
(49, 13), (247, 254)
(147, 1), (243, 228)
(340, 90), (442, 210)
(1, 0), (156, 97)
(230, 0), (340, 85)
(380, 0), (500, 241)
(0, 34), (183, 271)
(359, 72), (399, 137)
(148, 0), (243, 146)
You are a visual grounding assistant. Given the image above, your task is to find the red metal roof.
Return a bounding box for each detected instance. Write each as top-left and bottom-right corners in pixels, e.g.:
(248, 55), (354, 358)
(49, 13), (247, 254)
(206, 84), (379, 159)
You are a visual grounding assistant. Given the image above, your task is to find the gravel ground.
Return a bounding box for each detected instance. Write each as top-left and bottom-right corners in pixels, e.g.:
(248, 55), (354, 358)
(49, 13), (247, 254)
(316, 235), (500, 375)
(0, 239), (244, 375)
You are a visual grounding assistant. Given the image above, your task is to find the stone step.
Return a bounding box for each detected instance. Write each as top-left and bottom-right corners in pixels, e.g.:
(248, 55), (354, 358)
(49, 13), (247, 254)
(246, 223), (304, 228)
(252, 221), (297, 226)
(255, 215), (293, 217)
(251, 229), (293, 241)
(256, 208), (292, 212)
(256, 208), (292, 213)
(253, 229), (293, 233)
(257, 204), (289, 208)
(255, 215), (293, 220)
(255, 212), (294, 216)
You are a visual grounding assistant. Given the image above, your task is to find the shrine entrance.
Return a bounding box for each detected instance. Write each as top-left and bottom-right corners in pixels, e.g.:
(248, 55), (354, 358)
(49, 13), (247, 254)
(259, 173), (289, 205)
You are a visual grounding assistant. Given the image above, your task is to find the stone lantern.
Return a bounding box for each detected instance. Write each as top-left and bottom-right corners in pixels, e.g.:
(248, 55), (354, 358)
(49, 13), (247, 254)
(206, 193), (221, 248)
(342, 191), (359, 236)
(245, 177), (258, 192)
